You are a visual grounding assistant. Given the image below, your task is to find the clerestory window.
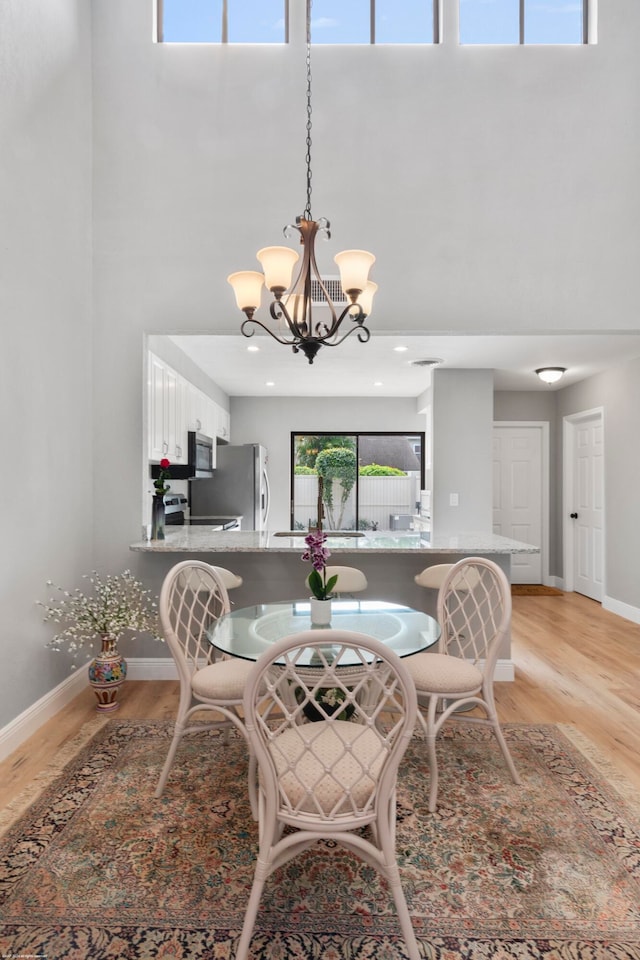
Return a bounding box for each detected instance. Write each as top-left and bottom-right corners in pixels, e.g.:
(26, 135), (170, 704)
(460, 0), (590, 46)
(310, 1), (439, 45)
(157, 0), (289, 44)
(157, 0), (439, 45)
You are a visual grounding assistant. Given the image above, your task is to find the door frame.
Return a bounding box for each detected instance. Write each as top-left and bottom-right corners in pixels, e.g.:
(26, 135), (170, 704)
(562, 406), (605, 595)
(493, 421), (550, 585)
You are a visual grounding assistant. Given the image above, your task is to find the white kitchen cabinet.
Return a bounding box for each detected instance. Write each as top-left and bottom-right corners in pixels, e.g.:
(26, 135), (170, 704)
(215, 403), (231, 443)
(147, 354), (188, 464)
(148, 353), (167, 462)
(186, 383), (217, 467)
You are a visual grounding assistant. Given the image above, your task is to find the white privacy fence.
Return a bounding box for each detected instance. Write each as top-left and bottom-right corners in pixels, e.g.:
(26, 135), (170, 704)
(293, 475), (419, 530)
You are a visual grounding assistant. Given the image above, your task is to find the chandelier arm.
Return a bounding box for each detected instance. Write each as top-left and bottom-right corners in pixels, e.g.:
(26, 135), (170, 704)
(310, 322), (372, 349)
(240, 316), (301, 348)
(270, 299), (308, 340)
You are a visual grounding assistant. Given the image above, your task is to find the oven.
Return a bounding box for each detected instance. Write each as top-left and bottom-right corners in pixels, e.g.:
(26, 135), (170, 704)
(164, 494), (188, 525)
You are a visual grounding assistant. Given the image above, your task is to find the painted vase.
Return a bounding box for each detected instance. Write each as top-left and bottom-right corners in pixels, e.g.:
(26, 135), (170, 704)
(309, 596), (332, 626)
(88, 635), (128, 713)
(151, 494), (165, 540)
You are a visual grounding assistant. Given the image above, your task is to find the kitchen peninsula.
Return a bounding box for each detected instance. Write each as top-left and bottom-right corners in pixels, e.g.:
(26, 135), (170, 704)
(131, 528), (537, 640)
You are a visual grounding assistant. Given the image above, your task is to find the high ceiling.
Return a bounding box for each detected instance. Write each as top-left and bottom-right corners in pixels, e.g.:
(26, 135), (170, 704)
(168, 331), (640, 398)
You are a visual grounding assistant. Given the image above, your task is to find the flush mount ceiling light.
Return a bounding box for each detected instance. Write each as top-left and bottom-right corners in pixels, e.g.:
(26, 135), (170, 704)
(535, 367), (567, 384)
(227, 0), (375, 365)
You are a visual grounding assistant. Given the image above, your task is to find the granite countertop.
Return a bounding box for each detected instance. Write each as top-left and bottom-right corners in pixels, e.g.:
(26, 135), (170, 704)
(130, 528), (539, 555)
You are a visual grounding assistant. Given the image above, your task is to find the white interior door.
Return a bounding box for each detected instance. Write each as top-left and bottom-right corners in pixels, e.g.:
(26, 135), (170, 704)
(571, 414), (604, 601)
(493, 424), (545, 584)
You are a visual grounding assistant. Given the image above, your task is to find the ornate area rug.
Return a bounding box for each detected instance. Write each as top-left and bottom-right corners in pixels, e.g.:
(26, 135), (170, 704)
(1, 720), (639, 959)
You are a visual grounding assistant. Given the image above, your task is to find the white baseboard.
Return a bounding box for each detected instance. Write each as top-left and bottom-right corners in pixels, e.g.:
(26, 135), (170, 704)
(494, 660), (514, 682)
(0, 659), (178, 764)
(126, 657), (178, 681)
(0, 656), (514, 764)
(0, 670), (87, 763)
(603, 595), (640, 625)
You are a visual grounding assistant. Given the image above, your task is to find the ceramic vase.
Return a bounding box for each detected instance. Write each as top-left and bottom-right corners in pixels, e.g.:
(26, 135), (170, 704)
(88, 636), (128, 713)
(151, 494), (165, 540)
(309, 596), (332, 626)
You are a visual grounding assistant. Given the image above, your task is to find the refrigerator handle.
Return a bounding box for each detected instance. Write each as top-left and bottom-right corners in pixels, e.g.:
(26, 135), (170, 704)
(262, 468), (271, 527)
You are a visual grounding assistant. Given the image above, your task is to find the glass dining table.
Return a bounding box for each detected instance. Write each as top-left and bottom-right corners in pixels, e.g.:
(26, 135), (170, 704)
(208, 598), (440, 666)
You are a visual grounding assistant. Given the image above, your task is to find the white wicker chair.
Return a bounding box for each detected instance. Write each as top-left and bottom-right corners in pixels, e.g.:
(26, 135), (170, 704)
(235, 629), (421, 960)
(407, 557), (521, 813)
(414, 563), (455, 591)
(154, 560), (254, 801)
(209, 565), (243, 591)
(306, 564), (368, 596)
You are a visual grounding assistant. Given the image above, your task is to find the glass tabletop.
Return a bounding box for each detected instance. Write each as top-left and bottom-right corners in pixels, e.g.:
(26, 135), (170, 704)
(209, 599), (440, 665)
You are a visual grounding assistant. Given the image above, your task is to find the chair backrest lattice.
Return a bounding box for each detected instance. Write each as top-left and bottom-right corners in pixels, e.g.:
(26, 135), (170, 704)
(160, 561), (230, 673)
(244, 630), (417, 824)
(437, 558), (511, 666)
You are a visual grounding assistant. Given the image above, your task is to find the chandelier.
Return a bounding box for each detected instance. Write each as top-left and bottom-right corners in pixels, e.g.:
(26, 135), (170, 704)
(227, 0), (376, 365)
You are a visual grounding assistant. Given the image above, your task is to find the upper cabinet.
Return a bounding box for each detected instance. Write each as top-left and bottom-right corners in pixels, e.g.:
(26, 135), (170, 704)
(214, 402), (231, 443)
(148, 354), (187, 463)
(147, 352), (230, 467)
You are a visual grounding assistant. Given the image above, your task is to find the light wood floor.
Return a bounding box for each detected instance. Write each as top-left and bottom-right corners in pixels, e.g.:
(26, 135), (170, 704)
(2, 590), (639, 812)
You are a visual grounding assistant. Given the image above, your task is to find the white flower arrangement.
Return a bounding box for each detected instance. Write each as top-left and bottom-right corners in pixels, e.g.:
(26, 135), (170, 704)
(39, 570), (162, 663)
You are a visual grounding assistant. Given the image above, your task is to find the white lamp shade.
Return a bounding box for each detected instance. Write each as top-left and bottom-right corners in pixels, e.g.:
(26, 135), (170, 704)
(334, 249), (376, 294)
(536, 367), (566, 384)
(256, 246), (299, 292)
(227, 271), (264, 311)
(356, 280), (378, 317)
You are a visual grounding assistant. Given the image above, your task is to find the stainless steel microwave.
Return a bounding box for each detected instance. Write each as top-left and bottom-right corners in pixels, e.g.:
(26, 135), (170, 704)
(187, 431), (214, 477)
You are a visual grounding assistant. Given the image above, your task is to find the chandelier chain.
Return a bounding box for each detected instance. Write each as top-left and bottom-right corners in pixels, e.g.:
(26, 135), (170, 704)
(304, 0), (313, 220)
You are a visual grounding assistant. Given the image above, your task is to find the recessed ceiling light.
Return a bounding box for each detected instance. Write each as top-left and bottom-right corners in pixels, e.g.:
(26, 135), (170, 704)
(247, 345), (260, 352)
(394, 346), (408, 353)
(265, 381), (275, 387)
(374, 381), (383, 387)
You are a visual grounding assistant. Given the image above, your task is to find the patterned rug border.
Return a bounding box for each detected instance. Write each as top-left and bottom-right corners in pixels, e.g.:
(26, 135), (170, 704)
(0, 714), (109, 838)
(557, 722), (640, 813)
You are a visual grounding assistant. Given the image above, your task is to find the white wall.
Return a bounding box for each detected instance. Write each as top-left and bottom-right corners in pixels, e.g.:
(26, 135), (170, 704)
(0, 0), (93, 727)
(229, 397), (426, 531)
(431, 370), (494, 537)
(557, 356), (640, 611)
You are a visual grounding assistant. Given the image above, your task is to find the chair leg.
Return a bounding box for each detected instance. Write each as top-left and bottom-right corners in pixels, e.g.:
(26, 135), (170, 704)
(235, 871), (266, 960)
(484, 685), (521, 785)
(247, 751), (259, 821)
(490, 715), (521, 785)
(385, 860), (422, 960)
(154, 724), (185, 798)
(426, 695), (440, 813)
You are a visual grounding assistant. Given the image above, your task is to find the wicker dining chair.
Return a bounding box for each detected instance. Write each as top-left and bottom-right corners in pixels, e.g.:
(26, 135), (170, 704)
(235, 628), (421, 960)
(407, 557), (521, 812)
(154, 560), (254, 802)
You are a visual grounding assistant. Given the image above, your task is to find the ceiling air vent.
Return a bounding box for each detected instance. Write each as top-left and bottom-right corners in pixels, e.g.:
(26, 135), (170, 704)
(311, 276), (346, 304)
(410, 358), (444, 368)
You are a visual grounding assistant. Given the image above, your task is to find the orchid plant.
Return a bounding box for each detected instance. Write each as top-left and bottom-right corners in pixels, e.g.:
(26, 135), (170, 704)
(302, 531), (338, 601)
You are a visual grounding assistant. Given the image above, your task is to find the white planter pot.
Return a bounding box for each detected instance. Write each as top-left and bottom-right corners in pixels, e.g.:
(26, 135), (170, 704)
(309, 597), (332, 626)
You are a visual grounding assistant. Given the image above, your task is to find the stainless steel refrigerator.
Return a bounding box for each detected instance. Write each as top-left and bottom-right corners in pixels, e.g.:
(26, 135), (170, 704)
(189, 444), (270, 530)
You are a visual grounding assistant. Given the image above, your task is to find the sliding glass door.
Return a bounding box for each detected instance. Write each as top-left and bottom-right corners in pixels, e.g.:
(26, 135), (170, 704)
(291, 432), (424, 532)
